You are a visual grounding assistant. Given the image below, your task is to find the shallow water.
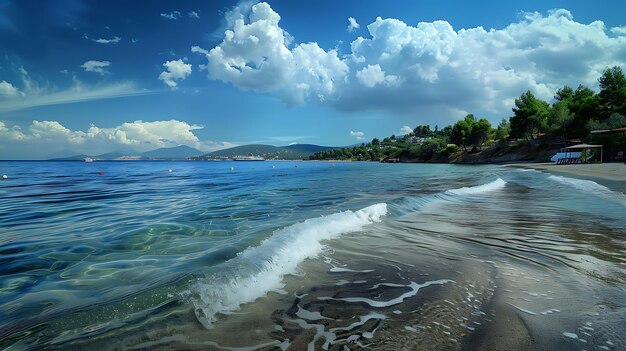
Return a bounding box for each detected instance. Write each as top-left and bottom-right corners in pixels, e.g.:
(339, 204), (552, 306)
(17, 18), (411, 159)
(0, 161), (624, 350)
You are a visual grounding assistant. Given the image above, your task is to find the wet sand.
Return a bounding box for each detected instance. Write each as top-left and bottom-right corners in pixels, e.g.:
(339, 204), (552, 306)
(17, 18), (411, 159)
(505, 163), (626, 181)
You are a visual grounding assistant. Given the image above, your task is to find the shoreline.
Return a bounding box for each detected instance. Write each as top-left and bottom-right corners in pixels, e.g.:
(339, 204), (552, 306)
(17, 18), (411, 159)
(504, 162), (626, 182)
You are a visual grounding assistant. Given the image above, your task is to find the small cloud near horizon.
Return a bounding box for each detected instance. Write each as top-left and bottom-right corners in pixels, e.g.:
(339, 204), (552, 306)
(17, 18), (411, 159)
(350, 131), (365, 140)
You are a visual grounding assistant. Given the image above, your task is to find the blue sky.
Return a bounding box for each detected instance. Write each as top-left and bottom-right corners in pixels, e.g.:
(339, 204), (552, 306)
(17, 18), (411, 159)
(1, 0), (626, 158)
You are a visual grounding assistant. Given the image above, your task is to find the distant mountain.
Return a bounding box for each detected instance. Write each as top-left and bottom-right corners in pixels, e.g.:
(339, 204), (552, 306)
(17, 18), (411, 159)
(141, 145), (203, 159)
(49, 154), (91, 161)
(203, 144), (337, 160)
(96, 151), (127, 159)
(46, 149), (83, 159)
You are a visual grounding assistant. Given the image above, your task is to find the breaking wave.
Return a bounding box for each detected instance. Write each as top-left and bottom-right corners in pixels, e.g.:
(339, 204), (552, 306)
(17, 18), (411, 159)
(187, 203), (388, 327)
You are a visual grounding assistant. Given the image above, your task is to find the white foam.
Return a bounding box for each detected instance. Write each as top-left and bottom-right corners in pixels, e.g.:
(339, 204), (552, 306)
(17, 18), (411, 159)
(548, 175), (626, 204)
(562, 332), (578, 339)
(188, 203), (387, 327)
(446, 178), (507, 196)
(318, 279), (451, 308)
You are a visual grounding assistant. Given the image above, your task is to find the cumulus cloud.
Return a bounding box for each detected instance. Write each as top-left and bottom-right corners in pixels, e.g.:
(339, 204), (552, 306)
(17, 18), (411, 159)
(0, 67), (148, 112)
(161, 11), (181, 20)
(81, 60), (111, 75)
(196, 3), (626, 124)
(158, 59), (192, 89)
(350, 130), (365, 140)
(188, 11), (200, 19)
(94, 36), (121, 44)
(347, 17), (360, 32)
(0, 119), (236, 159)
(192, 2), (349, 105)
(400, 126), (413, 135)
(0, 80), (23, 96)
(356, 64), (401, 88)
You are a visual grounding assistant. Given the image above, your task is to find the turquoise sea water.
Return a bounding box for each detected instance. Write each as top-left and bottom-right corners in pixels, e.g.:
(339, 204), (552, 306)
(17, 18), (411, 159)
(0, 161), (624, 350)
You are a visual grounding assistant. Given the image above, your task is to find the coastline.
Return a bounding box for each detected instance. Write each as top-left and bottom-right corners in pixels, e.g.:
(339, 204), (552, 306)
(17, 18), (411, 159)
(504, 162), (626, 182)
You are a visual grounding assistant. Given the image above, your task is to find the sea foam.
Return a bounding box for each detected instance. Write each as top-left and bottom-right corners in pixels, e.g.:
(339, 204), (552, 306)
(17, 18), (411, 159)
(187, 203), (388, 327)
(446, 178), (507, 196)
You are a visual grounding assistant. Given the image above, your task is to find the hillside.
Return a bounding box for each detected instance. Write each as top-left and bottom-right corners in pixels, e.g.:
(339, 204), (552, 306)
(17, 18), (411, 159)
(203, 144), (337, 160)
(141, 145), (203, 159)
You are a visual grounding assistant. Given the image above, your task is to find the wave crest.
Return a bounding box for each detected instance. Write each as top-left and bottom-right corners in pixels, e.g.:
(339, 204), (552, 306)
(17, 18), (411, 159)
(187, 203), (387, 327)
(446, 178), (507, 196)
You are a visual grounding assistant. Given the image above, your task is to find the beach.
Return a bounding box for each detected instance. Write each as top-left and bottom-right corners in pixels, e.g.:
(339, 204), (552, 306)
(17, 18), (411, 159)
(506, 162), (626, 182)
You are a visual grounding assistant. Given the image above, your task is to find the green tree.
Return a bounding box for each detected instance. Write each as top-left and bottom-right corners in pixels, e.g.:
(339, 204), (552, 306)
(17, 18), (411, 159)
(568, 85), (601, 138)
(371, 138), (380, 145)
(450, 115), (475, 151)
(598, 66), (626, 117)
(469, 118), (493, 150)
(413, 125), (432, 137)
(509, 91), (550, 141)
(495, 118), (511, 141)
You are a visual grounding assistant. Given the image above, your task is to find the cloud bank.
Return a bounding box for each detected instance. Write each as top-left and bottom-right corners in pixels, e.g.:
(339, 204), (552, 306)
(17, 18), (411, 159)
(194, 3), (626, 122)
(0, 119), (236, 159)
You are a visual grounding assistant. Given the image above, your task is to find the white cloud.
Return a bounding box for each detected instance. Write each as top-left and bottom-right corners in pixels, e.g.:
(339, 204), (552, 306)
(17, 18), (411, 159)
(347, 17), (360, 32)
(197, 3), (626, 124)
(94, 36), (121, 44)
(400, 126), (413, 135)
(356, 64), (400, 88)
(350, 130), (365, 140)
(80, 60), (111, 75)
(611, 26), (626, 36)
(188, 11), (200, 19)
(0, 119), (236, 159)
(158, 59), (192, 89)
(0, 68), (149, 112)
(193, 2), (349, 106)
(0, 80), (23, 96)
(161, 11), (181, 20)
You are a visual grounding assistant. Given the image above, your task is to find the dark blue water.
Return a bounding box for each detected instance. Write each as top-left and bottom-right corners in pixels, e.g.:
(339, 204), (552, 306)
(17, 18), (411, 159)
(0, 161), (624, 350)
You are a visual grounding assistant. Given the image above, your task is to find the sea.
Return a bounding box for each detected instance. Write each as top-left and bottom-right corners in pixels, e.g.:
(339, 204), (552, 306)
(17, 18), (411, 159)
(0, 161), (624, 350)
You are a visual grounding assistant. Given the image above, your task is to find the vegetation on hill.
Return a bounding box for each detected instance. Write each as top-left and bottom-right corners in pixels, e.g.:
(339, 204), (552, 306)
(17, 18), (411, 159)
(201, 144), (337, 160)
(310, 66), (626, 163)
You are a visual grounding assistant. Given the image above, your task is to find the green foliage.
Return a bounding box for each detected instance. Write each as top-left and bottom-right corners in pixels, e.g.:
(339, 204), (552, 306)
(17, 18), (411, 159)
(413, 125), (432, 137)
(495, 118), (511, 141)
(509, 90), (550, 141)
(598, 66), (626, 117)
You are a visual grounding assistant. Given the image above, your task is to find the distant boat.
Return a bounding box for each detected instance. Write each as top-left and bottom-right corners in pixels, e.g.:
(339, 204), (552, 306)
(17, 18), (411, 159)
(233, 156), (265, 161)
(83, 157), (94, 163)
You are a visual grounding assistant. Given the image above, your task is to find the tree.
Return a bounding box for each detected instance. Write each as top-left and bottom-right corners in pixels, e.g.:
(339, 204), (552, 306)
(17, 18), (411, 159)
(413, 125), (432, 137)
(495, 118), (511, 141)
(546, 100), (573, 143)
(568, 85), (601, 138)
(554, 85), (574, 102)
(509, 91), (549, 141)
(598, 66), (626, 117)
(371, 138), (380, 145)
(469, 118), (493, 150)
(450, 115), (475, 151)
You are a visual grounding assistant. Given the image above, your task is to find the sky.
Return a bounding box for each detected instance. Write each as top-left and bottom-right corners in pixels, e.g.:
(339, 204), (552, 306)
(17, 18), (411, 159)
(1, 0), (626, 159)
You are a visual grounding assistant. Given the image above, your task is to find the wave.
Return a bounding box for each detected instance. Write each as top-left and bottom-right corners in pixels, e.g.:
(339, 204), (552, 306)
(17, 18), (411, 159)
(390, 178), (508, 216)
(548, 175), (626, 204)
(186, 203), (388, 327)
(446, 178), (507, 196)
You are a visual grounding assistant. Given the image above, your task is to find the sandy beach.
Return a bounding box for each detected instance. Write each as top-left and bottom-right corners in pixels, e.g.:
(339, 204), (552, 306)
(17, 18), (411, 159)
(505, 162), (626, 181)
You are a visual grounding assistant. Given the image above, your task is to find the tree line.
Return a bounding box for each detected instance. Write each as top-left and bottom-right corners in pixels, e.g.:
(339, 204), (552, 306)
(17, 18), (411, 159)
(310, 66), (626, 162)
